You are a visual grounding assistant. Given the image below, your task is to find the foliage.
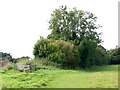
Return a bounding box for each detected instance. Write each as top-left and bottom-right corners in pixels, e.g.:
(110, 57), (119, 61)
(48, 6), (102, 45)
(107, 46), (120, 64)
(78, 39), (96, 68)
(2, 62), (16, 70)
(33, 37), (49, 58)
(33, 38), (80, 68)
(95, 45), (109, 65)
(78, 40), (109, 68)
(16, 56), (30, 63)
(5, 63), (13, 70)
(33, 6), (111, 68)
(16, 56), (30, 60)
(0, 52), (12, 62)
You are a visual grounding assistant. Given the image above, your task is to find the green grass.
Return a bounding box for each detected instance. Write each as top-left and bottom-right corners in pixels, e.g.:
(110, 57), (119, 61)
(1, 65), (118, 88)
(0, 69), (2, 90)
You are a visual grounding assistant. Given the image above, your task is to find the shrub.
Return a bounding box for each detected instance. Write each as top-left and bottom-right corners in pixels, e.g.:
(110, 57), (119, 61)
(107, 47), (120, 64)
(78, 39), (96, 68)
(5, 62), (13, 70)
(78, 39), (109, 68)
(33, 38), (80, 68)
(95, 46), (109, 65)
(33, 37), (109, 68)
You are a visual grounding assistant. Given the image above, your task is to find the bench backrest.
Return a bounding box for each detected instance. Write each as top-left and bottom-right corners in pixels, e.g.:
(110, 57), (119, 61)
(17, 63), (24, 70)
(17, 63), (30, 71)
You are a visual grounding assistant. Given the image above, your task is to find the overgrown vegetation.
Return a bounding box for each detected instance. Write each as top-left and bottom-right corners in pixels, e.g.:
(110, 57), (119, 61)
(17, 58), (61, 70)
(33, 6), (111, 68)
(33, 38), (80, 68)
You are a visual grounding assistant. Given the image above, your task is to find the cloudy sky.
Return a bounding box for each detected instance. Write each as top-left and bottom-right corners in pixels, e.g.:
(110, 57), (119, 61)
(0, 0), (119, 58)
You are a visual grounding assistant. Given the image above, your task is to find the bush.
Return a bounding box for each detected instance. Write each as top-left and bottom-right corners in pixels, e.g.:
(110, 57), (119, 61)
(3, 63), (16, 70)
(78, 39), (96, 68)
(110, 55), (120, 64)
(5, 62), (13, 70)
(33, 37), (110, 68)
(33, 38), (80, 68)
(95, 46), (109, 65)
(107, 47), (120, 64)
(78, 39), (109, 68)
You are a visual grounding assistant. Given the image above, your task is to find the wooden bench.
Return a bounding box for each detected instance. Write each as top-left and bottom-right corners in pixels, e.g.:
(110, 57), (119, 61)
(17, 63), (30, 73)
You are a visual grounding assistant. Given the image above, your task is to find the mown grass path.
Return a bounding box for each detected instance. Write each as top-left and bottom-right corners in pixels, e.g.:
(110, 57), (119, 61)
(43, 65), (118, 88)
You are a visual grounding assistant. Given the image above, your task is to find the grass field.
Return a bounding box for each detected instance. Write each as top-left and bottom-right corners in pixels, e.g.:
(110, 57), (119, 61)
(0, 65), (118, 88)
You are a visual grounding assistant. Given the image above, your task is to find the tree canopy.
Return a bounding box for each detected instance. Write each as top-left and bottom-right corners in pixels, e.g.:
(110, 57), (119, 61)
(48, 6), (102, 45)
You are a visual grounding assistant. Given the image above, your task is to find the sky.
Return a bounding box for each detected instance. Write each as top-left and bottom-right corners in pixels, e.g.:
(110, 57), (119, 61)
(0, 0), (119, 58)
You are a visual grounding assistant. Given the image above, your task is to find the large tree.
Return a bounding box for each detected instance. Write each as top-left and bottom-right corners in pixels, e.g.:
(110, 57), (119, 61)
(48, 6), (102, 45)
(33, 6), (108, 68)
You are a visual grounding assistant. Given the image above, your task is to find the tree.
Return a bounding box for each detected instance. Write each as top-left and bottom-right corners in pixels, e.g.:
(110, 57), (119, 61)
(0, 52), (13, 62)
(78, 39), (96, 68)
(107, 46), (120, 64)
(48, 6), (102, 45)
(95, 45), (109, 65)
(33, 6), (108, 68)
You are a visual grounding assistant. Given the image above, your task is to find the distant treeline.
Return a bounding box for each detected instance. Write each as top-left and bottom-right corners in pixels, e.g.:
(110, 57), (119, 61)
(0, 52), (30, 63)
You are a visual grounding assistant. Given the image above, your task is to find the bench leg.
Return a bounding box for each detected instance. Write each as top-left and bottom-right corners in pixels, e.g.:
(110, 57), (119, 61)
(23, 68), (26, 73)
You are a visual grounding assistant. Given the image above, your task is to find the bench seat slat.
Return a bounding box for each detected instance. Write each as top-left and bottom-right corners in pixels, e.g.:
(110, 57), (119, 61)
(17, 63), (30, 72)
